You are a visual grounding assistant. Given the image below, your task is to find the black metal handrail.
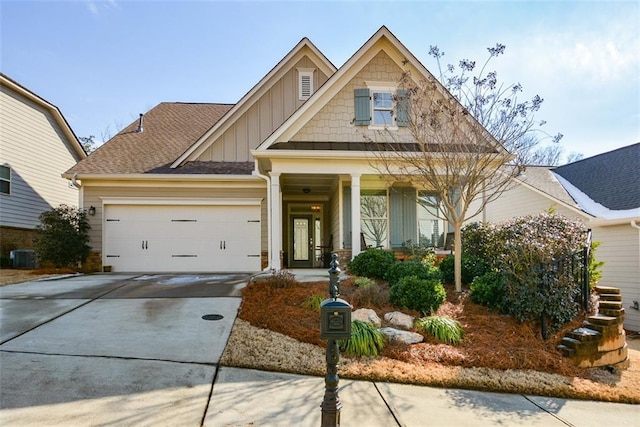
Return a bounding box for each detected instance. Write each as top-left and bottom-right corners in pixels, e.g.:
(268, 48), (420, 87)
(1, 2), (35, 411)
(539, 229), (592, 339)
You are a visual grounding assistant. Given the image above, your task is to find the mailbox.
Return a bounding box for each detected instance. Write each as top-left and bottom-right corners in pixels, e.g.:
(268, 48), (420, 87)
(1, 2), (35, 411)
(320, 298), (352, 340)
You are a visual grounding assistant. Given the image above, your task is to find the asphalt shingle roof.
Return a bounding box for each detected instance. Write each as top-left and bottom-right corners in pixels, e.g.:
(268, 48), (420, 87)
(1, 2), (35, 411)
(553, 143), (640, 210)
(66, 103), (234, 175)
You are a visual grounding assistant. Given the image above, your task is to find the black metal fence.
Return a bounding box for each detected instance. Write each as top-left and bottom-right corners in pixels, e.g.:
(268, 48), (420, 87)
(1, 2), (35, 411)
(539, 229), (592, 340)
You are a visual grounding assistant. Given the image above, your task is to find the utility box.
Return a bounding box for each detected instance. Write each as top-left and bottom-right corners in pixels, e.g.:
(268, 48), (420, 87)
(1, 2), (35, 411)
(10, 249), (38, 269)
(320, 298), (352, 340)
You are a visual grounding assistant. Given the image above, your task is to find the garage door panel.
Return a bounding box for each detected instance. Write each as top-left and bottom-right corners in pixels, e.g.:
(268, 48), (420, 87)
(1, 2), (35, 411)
(104, 204), (261, 272)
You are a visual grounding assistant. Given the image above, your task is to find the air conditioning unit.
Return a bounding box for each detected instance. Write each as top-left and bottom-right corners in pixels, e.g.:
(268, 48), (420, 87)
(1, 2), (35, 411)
(10, 249), (38, 269)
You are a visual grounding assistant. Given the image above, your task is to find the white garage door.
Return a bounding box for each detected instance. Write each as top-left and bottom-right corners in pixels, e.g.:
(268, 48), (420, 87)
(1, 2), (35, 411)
(103, 204), (261, 272)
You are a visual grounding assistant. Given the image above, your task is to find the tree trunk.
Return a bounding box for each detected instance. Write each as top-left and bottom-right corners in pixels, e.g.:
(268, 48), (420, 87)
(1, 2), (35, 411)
(454, 222), (462, 293)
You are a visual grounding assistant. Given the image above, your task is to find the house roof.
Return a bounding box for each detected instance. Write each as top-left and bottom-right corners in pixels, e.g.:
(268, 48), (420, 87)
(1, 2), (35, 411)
(172, 37), (336, 167)
(553, 143), (640, 210)
(516, 166), (579, 208)
(65, 102), (233, 176)
(1, 73), (86, 160)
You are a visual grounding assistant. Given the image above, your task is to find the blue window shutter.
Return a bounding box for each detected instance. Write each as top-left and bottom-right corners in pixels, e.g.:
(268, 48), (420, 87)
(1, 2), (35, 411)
(354, 88), (370, 125)
(343, 186), (352, 249)
(389, 187), (417, 249)
(396, 89), (410, 127)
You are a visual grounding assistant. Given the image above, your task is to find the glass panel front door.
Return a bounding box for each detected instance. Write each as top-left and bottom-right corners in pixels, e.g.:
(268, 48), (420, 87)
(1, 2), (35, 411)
(291, 216), (313, 268)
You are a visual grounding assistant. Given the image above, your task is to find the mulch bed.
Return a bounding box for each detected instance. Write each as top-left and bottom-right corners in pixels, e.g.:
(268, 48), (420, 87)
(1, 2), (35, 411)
(239, 277), (586, 378)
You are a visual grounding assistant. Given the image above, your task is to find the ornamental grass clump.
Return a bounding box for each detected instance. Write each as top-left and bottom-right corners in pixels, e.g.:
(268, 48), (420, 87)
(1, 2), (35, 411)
(339, 320), (385, 357)
(301, 294), (324, 311)
(415, 316), (465, 345)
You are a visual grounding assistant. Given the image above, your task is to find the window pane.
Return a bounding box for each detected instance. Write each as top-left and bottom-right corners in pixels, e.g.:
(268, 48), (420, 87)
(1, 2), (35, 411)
(373, 92), (392, 108)
(361, 190), (387, 248)
(0, 165), (10, 180)
(373, 110), (393, 126)
(0, 180), (9, 195)
(418, 191), (445, 247)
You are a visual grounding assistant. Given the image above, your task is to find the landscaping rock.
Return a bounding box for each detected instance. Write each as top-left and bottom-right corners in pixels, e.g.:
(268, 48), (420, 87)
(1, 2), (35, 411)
(352, 308), (381, 327)
(384, 311), (414, 330)
(379, 327), (424, 345)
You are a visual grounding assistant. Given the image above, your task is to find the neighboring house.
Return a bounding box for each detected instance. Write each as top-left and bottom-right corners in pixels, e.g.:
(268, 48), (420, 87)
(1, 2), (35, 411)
(482, 143), (640, 332)
(0, 73), (86, 258)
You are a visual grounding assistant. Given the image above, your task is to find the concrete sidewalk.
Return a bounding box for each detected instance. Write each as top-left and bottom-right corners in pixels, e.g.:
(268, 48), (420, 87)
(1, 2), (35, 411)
(1, 273), (638, 426)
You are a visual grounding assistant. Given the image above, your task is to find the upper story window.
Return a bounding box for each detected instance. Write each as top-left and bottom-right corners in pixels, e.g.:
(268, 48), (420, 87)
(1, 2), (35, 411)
(372, 91), (394, 126)
(354, 83), (409, 128)
(298, 68), (315, 100)
(0, 165), (11, 195)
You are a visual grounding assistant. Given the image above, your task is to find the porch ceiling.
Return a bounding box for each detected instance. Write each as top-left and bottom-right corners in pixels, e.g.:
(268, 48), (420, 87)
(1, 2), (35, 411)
(280, 174), (337, 195)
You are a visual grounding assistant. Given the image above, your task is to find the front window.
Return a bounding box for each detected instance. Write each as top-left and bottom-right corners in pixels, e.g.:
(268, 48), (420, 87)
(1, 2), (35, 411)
(372, 91), (394, 126)
(361, 190), (388, 248)
(0, 165), (10, 195)
(418, 191), (445, 248)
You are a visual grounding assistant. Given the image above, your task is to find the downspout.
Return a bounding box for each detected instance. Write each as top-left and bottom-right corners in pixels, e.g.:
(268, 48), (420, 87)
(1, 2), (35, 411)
(253, 160), (272, 271)
(631, 220), (640, 231)
(71, 172), (82, 189)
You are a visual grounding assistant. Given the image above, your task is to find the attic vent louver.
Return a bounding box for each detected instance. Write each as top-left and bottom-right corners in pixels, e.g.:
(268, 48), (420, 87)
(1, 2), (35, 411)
(298, 68), (314, 100)
(136, 113), (144, 133)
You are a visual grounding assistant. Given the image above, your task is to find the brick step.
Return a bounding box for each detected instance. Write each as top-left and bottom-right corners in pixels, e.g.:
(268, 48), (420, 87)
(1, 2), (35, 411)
(567, 327), (601, 342)
(584, 321), (624, 336)
(599, 308), (625, 319)
(599, 294), (623, 302)
(588, 314), (619, 327)
(559, 336), (581, 349)
(599, 301), (623, 310)
(557, 344), (575, 357)
(595, 285), (620, 295)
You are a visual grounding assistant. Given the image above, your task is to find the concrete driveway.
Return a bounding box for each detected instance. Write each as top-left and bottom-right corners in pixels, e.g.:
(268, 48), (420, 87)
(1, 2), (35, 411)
(2, 273), (639, 426)
(0, 273), (250, 426)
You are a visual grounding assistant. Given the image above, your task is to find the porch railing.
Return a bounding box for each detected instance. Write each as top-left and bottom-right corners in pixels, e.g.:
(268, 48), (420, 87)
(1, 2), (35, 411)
(539, 229), (592, 340)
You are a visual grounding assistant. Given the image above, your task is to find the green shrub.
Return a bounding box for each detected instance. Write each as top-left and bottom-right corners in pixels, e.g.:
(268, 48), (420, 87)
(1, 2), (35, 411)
(339, 320), (385, 357)
(389, 276), (446, 315)
(415, 316), (465, 345)
(34, 205), (90, 268)
(0, 255), (11, 268)
(438, 254), (490, 285)
(462, 214), (597, 332)
(301, 294), (324, 311)
(470, 271), (507, 312)
(385, 258), (441, 287)
(347, 249), (397, 279)
(354, 276), (376, 288)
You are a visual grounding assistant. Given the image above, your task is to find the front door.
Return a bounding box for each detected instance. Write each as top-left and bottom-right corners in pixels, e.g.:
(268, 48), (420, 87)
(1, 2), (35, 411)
(290, 215), (313, 268)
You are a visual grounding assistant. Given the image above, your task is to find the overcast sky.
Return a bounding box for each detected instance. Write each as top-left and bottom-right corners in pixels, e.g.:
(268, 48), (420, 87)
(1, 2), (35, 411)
(2, 0), (638, 161)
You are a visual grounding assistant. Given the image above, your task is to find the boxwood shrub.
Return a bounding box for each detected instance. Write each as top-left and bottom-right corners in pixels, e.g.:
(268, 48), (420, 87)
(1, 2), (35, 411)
(389, 275), (446, 315)
(347, 249), (397, 279)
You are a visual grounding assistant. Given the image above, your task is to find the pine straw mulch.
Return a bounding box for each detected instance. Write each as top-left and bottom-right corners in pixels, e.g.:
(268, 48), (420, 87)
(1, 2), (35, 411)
(0, 268), (78, 286)
(222, 277), (640, 403)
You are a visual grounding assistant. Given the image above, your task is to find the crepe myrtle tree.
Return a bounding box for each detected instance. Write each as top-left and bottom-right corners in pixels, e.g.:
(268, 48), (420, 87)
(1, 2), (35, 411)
(368, 43), (562, 292)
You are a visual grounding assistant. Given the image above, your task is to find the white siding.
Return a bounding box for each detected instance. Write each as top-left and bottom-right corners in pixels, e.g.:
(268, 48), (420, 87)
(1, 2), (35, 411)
(0, 85), (81, 229)
(483, 184), (585, 223)
(593, 224), (640, 332)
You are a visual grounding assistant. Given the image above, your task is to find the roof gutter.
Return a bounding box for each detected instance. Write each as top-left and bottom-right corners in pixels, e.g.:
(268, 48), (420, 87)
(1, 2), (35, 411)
(62, 173), (264, 182)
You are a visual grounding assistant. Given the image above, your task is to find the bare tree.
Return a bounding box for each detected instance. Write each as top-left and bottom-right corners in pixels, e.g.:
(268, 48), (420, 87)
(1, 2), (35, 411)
(368, 43), (562, 292)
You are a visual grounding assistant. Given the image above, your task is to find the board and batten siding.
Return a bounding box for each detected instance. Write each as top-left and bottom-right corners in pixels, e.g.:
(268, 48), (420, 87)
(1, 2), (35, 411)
(197, 55), (329, 162)
(0, 85), (81, 229)
(593, 224), (640, 332)
(82, 184), (268, 254)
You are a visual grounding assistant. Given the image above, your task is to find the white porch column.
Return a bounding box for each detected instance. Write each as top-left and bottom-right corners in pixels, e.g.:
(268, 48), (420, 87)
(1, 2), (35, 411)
(270, 172), (282, 269)
(351, 174), (362, 258)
